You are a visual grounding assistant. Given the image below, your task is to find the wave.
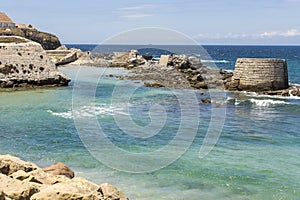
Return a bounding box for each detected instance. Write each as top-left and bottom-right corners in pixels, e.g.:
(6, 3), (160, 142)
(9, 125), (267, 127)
(201, 59), (231, 63)
(249, 99), (290, 107)
(47, 104), (128, 119)
(227, 97), (290, 107)
(243, 91), (300, 100)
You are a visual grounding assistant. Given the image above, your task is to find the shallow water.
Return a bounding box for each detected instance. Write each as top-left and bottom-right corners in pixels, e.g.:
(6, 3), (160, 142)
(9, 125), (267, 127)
(0, 65), (299, 200)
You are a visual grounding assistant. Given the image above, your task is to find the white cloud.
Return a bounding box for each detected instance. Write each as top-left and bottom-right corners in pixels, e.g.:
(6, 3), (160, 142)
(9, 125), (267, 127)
(121, 14), (152, 18)
(117, 4), (157, 19)
(118, 5), (156, 11)
(260, 29), (300, 37)
(194, 29), (300, 40)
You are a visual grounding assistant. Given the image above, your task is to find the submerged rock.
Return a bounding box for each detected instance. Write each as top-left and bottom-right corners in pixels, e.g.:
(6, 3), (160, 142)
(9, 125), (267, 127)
(0, 154), (129, 200)
(0, 36), (71, 89)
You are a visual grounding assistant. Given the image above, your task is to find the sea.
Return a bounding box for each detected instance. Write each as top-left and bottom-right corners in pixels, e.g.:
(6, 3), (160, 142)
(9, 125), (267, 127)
(0, 45), (299, 200)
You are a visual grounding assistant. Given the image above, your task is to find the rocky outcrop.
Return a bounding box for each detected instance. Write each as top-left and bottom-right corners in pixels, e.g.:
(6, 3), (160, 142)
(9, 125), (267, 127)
(127, 54), (228, 90)
(110, 50), (146, 69)
(46, 46), (79, 66)
(0, 36), (70, 89)
(0, 27), (61, 50)
(0, 155), (129, 200)
(227, 58), (289, 91)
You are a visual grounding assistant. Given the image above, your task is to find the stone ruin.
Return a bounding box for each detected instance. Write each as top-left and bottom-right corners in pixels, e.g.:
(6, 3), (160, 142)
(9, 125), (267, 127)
(227, 58), (289, 92)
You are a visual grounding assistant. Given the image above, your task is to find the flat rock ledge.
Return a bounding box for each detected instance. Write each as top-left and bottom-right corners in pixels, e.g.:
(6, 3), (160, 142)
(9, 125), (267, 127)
(0, 154), (129, 200)
(0, 36), (70, 90)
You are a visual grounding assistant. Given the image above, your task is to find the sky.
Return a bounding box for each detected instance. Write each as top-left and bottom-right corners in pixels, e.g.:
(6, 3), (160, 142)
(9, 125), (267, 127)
(1, 0), (300, 45)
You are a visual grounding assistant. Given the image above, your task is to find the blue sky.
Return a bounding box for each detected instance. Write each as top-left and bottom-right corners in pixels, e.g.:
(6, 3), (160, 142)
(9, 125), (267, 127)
(2, 0), (300, 44)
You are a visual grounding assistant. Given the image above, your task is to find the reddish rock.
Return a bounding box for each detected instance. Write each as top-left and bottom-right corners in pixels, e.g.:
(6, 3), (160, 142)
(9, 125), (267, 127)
(43, 162), (75, 179)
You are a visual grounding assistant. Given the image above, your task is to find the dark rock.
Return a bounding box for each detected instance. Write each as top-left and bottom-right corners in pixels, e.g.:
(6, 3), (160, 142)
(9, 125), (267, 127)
(201, 98), (211, 104)
(142, 54), (153, 61)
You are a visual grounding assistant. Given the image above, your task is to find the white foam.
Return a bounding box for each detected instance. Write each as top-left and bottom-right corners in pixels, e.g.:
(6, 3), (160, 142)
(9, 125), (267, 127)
(250, 99), (290, 107)
(245, 91), (300, 100)
(226, 97), (246, 106)
(47, 104), (128, 119)
(201, 59), (231, 63)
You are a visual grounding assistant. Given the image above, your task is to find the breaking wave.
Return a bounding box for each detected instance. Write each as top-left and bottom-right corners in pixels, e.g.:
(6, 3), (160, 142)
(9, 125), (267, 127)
(47, 104), (128, 119)
(227, 97), (290, 107)
(249, 99), (290, 107)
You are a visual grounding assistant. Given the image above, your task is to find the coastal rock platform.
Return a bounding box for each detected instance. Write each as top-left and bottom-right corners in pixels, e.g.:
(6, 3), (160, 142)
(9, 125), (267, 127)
(0, 154), (128, 200)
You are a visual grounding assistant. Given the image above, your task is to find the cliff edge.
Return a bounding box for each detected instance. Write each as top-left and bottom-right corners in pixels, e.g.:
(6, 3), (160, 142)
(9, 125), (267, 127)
(0, 27), (61, 50)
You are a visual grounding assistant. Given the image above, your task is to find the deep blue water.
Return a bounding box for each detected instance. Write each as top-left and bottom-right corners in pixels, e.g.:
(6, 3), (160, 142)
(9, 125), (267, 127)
(0, 45), (299, 199)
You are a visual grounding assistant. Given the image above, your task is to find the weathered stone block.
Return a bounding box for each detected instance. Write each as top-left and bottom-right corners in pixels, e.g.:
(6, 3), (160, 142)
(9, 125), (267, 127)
(232, 58), (288, 91)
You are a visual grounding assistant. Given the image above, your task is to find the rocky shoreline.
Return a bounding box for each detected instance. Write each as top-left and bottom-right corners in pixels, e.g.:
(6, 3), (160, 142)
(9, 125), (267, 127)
(0, 154), (128, 200)
(65, 48), (300, 98)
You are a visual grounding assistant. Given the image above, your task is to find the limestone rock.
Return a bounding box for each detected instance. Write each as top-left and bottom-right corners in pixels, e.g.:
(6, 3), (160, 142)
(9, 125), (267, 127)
(0, 174), (39, 200)
(0, 155), (38, 175)
(99, 183), (128, 200)
(43, 162), (75, 179)
(10, 168), (70, 186)
(30, 178), (101, 200)
(46, 48), (79, 66)
(0, 155), (129, 200)
(0, 36), (71, 89)
(55, 50), (78, 66)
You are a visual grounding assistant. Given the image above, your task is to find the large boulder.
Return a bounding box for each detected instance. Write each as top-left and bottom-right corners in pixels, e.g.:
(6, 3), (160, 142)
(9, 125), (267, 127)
(99, 183), (128, 200)
(0, 36), (71, 89)
(43, 162), (75, 179)
(0, 154), (38, 175)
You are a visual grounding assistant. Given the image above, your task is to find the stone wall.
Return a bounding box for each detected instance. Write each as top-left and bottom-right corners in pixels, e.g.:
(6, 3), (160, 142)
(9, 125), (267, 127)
(231, 58), (289, 91)
(0, 36), (70, 88)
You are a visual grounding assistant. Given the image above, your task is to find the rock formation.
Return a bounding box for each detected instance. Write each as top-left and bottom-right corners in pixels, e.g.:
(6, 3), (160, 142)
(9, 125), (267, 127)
(0, 154), (129, 200)
(0, 36), (70, 89)
(227, 58), (289, 91)
(67, 49), (300, 97)
(127, 53), (228, 90)
(43, 162), (75, 179)
(0, 27), (61, 50)
(46, 45), (79, 66)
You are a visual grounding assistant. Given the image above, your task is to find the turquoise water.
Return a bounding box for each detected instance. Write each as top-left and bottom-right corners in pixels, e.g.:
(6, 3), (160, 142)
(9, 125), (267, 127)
(0, 65), (299, 199)
(1, 44), (300, 199)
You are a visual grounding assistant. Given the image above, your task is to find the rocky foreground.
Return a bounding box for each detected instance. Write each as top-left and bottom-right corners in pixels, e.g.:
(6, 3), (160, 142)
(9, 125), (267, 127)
(0, 155), (128, 200)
